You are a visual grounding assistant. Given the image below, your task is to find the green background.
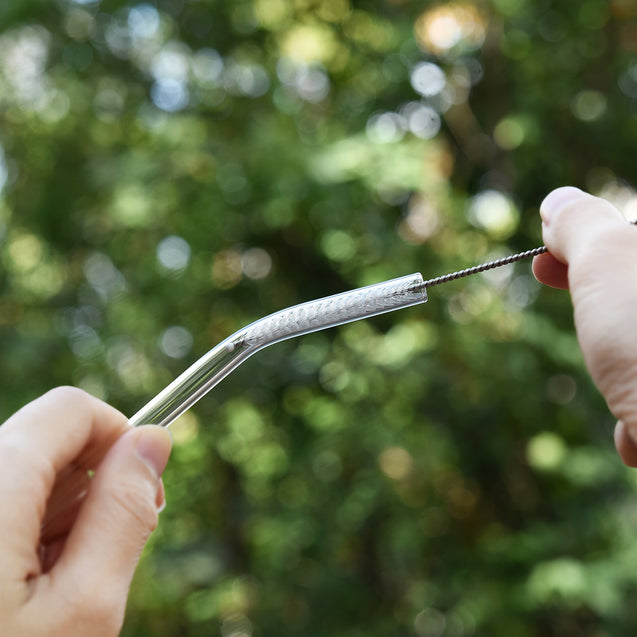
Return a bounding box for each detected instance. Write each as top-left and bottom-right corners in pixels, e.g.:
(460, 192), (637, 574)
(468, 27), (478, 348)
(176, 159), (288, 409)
(2, 1), (637, 635)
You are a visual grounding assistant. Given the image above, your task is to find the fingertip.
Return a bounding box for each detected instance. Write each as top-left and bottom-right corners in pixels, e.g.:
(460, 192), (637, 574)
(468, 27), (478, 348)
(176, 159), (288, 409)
(540, 186), (586, 225)
(532, 252), (570, 289)
(614, 420), (637, 468)
(134, 426), (172, 480)
(537, 187), (627, 266)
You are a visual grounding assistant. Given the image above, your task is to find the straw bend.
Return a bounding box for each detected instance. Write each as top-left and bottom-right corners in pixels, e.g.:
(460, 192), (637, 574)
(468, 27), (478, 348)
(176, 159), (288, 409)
(128, 273), (428, 429)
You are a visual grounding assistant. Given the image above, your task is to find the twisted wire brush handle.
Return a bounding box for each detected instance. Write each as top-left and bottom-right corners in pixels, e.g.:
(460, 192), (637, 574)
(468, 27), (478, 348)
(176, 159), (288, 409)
(423, 219), (637, 288)
(422, 218), (637, 288)
(421, 246), (548, 288)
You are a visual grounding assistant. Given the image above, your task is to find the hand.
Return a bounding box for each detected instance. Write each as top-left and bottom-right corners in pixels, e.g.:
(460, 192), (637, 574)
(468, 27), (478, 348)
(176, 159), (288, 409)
(0, 387), (172, 637)
(532, 186), (637, 467)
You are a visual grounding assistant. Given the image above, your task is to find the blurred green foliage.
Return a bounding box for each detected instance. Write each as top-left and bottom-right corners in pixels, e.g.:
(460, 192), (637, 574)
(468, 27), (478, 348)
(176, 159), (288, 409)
(2, 0), (637, 635)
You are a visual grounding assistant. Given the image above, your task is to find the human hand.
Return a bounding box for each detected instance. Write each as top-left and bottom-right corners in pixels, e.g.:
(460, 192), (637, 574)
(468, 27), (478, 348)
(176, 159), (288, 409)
(532, 186), (637, 466)
(0, 387), (172, 636)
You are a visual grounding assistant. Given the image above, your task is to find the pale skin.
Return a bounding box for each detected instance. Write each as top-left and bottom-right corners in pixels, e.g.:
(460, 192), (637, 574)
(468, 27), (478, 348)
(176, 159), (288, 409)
(0, 186), (635, 635)
(0, 387), (172, 636)
(532, 186), (637, 467)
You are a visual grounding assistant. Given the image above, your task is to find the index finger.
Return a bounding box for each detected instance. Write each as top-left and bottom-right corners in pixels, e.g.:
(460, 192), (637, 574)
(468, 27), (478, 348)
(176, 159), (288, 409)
(532, 251), (569, 289)
(0, 387), (129, 566)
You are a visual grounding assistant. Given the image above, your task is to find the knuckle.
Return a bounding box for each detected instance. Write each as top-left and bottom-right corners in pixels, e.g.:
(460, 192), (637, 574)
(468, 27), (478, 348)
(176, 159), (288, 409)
(0, 432), (55, 491)
(45, 385), (94, 410)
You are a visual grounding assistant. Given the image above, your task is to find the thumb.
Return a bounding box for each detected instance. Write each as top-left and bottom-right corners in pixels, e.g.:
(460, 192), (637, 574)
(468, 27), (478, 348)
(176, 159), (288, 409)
(533, 186), (629, 290)
(539, 186), (627, 267)
(538, 186), (637, 314)
(539, 187), (637, 467)
(51, 426), (172, 608)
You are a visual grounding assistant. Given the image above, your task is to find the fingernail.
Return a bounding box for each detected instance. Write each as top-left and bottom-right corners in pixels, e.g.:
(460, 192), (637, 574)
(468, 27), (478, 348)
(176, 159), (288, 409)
(156, 479), (167, 514)
(540, 187), (585, 224)
(135, 426), (172, 479)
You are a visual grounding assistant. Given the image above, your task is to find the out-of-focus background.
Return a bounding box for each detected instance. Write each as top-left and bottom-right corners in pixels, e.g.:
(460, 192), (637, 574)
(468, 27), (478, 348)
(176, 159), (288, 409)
(2, 1), (637, 635)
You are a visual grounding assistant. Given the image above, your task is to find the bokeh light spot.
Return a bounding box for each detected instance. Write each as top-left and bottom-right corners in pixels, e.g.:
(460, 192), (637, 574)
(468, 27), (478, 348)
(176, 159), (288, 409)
(494, 116), (526, 149)
(211, 249), (243, 289)
(151, 78), (190, 112)
(157, 235), (192, 272)
(366, 112), (405, 143)
(225, 61), (270, 98)
(192, 48), (224, 86)
(401, 102), (442, 139)
(527, 432), (567, 471)
(546, 374), (577, 405)
(528, 558), (587, 605)
(241, 248), (272, 280)
(320, 229), (356, 262)
(64, 9), (96, 40)
(415, 3), (486, 56)
(571, 89), (607, 121)
(170, 411), (200, 445)
(111, 184), (154, 227)
(160, 325), (193, 359)
(281, 24), (338, 64)
(378, 446), (414, 481)
(254, 0), (291, 30)
(467, 190), (519, 239)
(84, 252), (126, 300)
(128, 4), (160, 40)
(7, 232), (43, 271)
(414, 607), (446, 637)
(410, 62), (446, 97)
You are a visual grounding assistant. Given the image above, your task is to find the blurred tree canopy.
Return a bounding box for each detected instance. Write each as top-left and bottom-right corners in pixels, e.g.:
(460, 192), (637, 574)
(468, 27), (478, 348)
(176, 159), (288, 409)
(2, 0), (637, 635)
